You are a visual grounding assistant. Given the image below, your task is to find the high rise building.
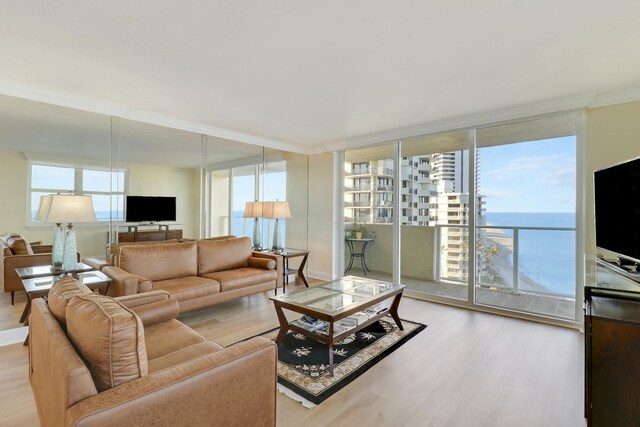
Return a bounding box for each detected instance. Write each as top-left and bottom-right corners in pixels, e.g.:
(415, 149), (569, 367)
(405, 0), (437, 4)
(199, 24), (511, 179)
(344, 149), (486, 282)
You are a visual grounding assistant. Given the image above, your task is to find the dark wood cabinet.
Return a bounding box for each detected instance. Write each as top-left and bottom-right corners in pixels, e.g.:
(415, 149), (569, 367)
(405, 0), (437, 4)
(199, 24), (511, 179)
(113, 224), (183, 243)
(585, 260), (640, 426)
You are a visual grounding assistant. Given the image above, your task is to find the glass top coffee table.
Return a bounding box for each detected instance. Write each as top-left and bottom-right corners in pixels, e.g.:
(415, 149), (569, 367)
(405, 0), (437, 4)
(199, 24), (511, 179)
(270, 276), (405, 376)
(16, 262), (94, 280)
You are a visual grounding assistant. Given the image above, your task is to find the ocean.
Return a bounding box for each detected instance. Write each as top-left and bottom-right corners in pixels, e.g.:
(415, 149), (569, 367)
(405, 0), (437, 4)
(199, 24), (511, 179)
(485, 212), (576, 296)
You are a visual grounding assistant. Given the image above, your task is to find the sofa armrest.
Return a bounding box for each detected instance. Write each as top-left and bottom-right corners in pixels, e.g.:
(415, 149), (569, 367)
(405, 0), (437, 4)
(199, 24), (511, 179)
(248, 256), (276, 270)
(115, 290), (171, 308)
(102, 266), (152, 297)
(66, 337), (277, 427)
(81, 257), (110, 271)
(31, 244), (53, 254)
(253, 252), (283, 289)
(115, 291), (179, 326)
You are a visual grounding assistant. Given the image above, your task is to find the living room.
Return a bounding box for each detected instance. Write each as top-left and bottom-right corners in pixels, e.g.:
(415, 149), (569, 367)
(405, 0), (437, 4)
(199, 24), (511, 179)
(2, 2), (640, 426)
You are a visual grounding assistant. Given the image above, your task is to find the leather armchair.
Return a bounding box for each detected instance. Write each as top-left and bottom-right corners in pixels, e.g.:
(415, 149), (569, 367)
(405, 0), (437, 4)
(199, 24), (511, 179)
(1, 241), (75, 304)
(29, 290), (277, 427)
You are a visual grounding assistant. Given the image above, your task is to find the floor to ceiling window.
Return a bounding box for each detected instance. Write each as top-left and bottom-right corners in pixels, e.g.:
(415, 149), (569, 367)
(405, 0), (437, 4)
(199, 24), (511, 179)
(475, 115), (577, 319)
(339, 113), (581, 323)
(399, 131), (473, 301)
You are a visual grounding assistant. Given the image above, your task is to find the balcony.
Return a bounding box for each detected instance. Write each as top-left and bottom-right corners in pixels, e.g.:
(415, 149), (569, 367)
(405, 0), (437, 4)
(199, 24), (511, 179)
(343, 223), (577, 320)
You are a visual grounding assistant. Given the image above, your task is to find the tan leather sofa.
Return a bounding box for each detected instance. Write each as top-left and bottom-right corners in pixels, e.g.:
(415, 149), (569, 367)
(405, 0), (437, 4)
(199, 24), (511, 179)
(102, 237), (282, 313)
(29, 280), (277, 427)
(82, 235), (236, 272)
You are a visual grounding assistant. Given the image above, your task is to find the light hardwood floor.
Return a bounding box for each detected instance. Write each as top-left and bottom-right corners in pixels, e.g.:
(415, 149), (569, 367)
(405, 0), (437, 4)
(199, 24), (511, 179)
(0, 278), (586, 427)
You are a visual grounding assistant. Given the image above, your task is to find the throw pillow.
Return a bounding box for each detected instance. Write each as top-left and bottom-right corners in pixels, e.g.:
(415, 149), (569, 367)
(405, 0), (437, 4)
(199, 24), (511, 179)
(48, 277), (94, 326)
(66, 294), (148, 391)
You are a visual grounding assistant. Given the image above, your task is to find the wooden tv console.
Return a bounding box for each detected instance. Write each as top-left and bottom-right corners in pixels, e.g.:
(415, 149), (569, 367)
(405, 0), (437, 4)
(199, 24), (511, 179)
(115, 224), (183, 243)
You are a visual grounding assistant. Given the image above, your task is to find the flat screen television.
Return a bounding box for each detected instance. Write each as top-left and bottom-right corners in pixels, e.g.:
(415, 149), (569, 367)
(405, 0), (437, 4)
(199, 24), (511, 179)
(594, 156), (640, 265)
(125, 196), (177, 223)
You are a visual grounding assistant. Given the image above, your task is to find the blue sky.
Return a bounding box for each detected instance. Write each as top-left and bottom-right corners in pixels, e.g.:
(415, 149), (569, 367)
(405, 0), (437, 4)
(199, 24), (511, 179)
(479, 136), (576, 213)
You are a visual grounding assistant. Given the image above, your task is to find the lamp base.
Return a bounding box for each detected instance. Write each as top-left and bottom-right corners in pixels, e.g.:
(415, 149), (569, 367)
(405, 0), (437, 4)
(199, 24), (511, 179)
(271, 219), (284, 253)
(62, 224), (78, 271)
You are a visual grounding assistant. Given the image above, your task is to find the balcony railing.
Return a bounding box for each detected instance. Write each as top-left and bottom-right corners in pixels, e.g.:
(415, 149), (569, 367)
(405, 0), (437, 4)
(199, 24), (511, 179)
(435, 224), (576, 298)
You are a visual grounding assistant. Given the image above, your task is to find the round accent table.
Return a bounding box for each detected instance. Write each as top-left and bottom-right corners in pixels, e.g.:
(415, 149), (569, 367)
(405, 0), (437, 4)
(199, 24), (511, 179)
(345, 238), (374, 275)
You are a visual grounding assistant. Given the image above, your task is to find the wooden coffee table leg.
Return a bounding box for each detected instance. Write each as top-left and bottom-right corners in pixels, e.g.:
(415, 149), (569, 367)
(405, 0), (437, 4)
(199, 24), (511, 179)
(298, 254), (309, 287)
(389, 292), (404, 331)
(20, 294), (33, 325)
(328, 322), (334, 376)
(274, 304), (290, 344)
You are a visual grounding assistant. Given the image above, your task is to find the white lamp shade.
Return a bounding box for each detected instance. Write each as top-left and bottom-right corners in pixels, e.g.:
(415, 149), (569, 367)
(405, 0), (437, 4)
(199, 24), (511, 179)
(243, 201), (263, 218)
(263, 201), (291, 219)
(43, 194), (98, 224)
(35, 195), (52, 222)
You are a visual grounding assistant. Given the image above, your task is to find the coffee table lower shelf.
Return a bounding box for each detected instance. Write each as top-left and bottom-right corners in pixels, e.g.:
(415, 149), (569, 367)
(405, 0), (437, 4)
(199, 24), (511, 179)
(273, 291), (403, 376)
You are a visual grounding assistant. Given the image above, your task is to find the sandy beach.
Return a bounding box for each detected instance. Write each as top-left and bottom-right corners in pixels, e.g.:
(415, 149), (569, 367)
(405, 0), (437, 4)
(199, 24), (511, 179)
(481, 228), (551, 294)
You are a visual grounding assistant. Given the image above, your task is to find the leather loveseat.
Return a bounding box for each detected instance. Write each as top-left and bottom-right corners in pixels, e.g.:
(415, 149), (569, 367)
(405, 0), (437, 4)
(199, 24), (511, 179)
(29, 278), (277, 427)
(102, 237), (282, 313)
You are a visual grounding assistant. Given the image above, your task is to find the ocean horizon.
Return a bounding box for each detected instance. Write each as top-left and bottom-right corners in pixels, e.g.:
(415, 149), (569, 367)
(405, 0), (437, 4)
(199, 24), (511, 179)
(485, 212), (576, 296)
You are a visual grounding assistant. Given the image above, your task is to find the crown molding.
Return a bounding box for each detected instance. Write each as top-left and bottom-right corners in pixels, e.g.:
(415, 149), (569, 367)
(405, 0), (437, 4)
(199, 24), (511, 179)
(0, 82), (307, 155)
(318, 93), (596, 153)
(587, 87), (640, 109)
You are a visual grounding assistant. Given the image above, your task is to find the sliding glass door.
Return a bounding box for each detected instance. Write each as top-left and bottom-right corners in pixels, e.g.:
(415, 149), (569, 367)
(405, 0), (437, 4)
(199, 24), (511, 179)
(338, 113), (580, 323)
(399, 131), (472, 301)
(475, 115), (577, 319)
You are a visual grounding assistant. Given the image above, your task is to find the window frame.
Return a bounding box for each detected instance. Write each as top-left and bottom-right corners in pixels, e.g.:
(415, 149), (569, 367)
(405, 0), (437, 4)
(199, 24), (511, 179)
(27, 162), (129, 226)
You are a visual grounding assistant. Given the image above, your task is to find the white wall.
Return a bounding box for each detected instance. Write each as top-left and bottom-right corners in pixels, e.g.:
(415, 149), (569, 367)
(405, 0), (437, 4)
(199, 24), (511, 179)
(307, 152), (335, 280)
(584, 100), (640, 283)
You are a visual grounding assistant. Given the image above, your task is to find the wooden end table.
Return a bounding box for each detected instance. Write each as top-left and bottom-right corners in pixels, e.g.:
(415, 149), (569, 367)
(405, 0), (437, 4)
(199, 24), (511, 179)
(270, 249), (310, 293)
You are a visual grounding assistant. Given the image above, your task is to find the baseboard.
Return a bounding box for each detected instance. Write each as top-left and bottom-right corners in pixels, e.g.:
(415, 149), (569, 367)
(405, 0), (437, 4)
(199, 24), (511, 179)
(0, 326), (28, 347)
(307, 270), (335, 281)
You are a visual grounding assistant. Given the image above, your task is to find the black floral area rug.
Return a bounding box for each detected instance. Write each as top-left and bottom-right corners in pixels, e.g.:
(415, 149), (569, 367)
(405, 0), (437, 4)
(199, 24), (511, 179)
(260, 317), (426, 407)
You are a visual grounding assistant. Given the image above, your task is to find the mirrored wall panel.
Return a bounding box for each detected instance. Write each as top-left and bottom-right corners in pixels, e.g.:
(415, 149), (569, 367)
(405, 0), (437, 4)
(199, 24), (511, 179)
(0, 95), (110, 330)
(113, 119), (203, 243)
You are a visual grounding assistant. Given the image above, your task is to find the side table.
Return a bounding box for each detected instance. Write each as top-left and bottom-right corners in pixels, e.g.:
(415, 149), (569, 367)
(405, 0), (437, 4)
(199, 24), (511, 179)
(345, 238), (374, 276)
(269, 249), (310, 294)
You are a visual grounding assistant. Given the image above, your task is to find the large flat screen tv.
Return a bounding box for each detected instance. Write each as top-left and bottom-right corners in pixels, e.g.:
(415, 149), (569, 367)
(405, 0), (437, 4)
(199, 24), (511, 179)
(125, 196), (176, 223)
(594, 156), (640, 264)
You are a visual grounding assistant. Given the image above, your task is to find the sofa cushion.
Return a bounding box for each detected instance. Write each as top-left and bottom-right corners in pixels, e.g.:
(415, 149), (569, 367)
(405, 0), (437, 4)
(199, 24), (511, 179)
(147, 340), (223, 374)
(200, 268), (277, 292)
(4, 234), (34, 255)
(153, 276), (220, 301)
(48, 277), (93, 325)
(66, 294), (148, 392)
(143, 318), (207, 360)
(119, 241), (198, 281)
(197, 237), (252, 274)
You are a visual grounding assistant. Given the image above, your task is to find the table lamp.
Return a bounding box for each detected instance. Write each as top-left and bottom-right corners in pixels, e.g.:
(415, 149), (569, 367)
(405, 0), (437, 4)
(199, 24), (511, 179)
(243, 201), (263, 250)
(43, 194), (97, 270)
(263, 200), (291, 253)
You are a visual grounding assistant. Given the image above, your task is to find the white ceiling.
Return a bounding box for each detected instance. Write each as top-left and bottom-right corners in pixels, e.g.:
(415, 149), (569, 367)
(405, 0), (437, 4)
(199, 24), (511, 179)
(1, 1), (640, 153)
